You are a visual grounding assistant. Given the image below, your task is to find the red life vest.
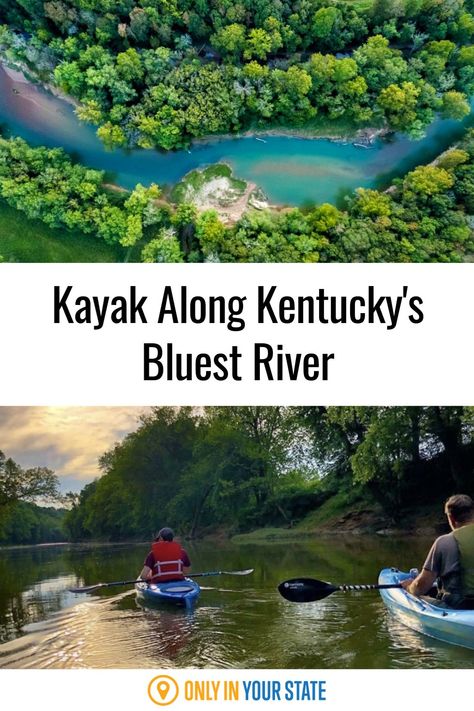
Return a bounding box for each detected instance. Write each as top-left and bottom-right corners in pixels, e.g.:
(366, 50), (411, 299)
(151, 541), (185, 582)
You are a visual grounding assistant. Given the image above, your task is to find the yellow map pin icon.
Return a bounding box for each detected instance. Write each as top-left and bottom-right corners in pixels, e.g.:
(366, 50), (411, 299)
(148, 675), (179, 706)
(157, 681), (170, 700)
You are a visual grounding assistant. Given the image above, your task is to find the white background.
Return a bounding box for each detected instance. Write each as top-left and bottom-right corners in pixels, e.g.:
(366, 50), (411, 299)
(1, 669), (473, 710)
(0, 263), (472, 405)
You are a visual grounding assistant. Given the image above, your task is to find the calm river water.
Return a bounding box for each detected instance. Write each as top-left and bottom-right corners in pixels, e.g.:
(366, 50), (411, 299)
(0, 65), (473, 206)
(0, 538), (473, 669)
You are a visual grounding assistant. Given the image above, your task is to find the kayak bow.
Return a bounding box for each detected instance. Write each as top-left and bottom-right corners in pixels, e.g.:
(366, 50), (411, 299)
(379, 567), (474, 651)
(135, 578), (200, 609)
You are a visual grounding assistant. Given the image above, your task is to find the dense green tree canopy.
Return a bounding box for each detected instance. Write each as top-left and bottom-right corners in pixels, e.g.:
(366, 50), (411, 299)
(1, 3), (474, 261)
(1, 0), (474, 149)
(63, 406), (474, 540)
(0, 137), (161, 246)
(1, 129), (474, 262)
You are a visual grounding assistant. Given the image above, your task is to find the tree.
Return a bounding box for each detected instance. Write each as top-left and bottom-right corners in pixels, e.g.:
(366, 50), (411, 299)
(377, 81), (421, 132)
(354, 35), (407, 91)
(128, 7), (152, 43)
(403, 165), (455, 200)
(244, 28), (273, 61)
(172, 202), (198, 256)
(437, 149), (469, 171)
(312, 7), (341, 43)
(352, 189), (393, 218)
(205, 407), (303, 514)
(195, 210), (227, 260)
(349, 407), (425, 519)
(425, 407), (472, 489)
(96, 122), (127, 148)
(0, 450), (60, 511)
(371, 0), (405, 23)
(116, 48), (144, 83)
(141, 228), (184, 262)
(211, 24), (246, 59)
(440, 91), (470, 120)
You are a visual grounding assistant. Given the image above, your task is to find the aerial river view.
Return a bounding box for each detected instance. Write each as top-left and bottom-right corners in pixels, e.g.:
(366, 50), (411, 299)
(0, 65), (472, 208)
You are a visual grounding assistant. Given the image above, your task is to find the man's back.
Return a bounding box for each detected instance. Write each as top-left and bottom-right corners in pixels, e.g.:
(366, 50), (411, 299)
(423, 524), (474, 606)
(452, 523), (474, 597)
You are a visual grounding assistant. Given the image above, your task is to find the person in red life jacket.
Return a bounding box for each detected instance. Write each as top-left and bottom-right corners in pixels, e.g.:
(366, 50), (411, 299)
(138, 527), (191, 583)
(400, 494), (474, 609)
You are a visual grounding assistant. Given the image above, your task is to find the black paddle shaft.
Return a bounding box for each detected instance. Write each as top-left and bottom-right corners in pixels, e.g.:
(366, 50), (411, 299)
(278, 577), (402, 603)
(337, 584), (398, 592)
(69, 568), (254, 594)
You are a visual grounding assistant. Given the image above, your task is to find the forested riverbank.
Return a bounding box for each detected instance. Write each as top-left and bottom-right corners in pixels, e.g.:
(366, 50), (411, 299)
(3, 407), (473, 546)
(1, 1), (473, 148)
(2, 128), (474, 262)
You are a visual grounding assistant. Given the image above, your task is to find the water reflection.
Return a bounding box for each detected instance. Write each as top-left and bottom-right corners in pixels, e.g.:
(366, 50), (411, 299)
(0, 540), (473, 668)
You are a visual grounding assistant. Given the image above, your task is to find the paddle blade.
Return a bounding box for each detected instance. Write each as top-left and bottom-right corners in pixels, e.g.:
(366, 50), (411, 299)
(278, 578), (337, 603)
(222, 568), (254, 576)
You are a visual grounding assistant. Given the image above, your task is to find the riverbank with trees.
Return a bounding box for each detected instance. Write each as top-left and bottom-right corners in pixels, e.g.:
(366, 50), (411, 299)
(2, 128), (474, 262)
(29, 406), (471, 544)
(1, 1), (474, 261)
(1, 1), (473, 148)
(2, 407), (474, 546)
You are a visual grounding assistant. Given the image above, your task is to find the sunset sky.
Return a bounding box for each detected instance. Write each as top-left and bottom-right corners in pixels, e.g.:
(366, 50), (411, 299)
(0, 407), (150, 493)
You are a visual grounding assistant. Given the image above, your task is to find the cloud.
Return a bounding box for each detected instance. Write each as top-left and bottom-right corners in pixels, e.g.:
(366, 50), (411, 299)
(0, 407), (150, 491)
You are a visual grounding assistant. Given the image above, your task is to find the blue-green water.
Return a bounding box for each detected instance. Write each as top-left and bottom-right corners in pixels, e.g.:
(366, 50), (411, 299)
(0, 65), (472, 206)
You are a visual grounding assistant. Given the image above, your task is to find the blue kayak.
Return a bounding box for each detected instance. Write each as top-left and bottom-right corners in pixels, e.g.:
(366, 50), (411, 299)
(379, 568), (474, 650)
(135, 578), (200, 609)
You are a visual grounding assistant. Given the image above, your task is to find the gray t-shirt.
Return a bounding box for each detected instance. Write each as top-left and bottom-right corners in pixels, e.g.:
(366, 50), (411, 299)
(423, 532), (460, 594)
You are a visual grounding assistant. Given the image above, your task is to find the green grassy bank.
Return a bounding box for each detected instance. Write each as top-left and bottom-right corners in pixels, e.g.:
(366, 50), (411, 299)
(0, 201), (124, 262)
(232, 496), (446, 544)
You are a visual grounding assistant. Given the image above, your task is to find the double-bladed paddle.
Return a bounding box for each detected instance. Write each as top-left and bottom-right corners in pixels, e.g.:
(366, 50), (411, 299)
(278, 577), (402, 603)
(69, 568), (254, 594)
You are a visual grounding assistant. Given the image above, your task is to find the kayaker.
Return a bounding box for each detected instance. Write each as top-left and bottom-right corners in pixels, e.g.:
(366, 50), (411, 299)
(139, 527), (191, 582)
(400, 494), (474, 609)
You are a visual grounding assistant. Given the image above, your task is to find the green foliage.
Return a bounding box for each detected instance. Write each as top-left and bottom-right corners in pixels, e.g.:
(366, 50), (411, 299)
(300, 406), (474, 520)
(64, 407), (312, 539)
(2, 1), (474, 263)
(2, 0), (473, 150)
(0, 450), (64, 544)
(215, 130), (474, 263)
(0, 502), (65, 544)
(0, 137), (160, 247)
(0, 450), (60, 511)
(440, 91), (471, 120)
(2, 127), (474, 263)
(402, 164), (455, 198)
(141, 228), (184, 262)
(0, 200), (123, 262)
(64, 406), (474, 537)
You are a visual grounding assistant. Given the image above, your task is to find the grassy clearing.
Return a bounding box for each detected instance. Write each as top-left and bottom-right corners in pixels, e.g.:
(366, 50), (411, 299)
(297, 489), (375, 530)
(0, 201), (124, 262)
(231, 491), (380, 543)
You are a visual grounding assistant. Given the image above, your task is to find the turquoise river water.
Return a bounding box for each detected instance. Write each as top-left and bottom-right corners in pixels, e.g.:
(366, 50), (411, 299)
(0, 65), (473, 206)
